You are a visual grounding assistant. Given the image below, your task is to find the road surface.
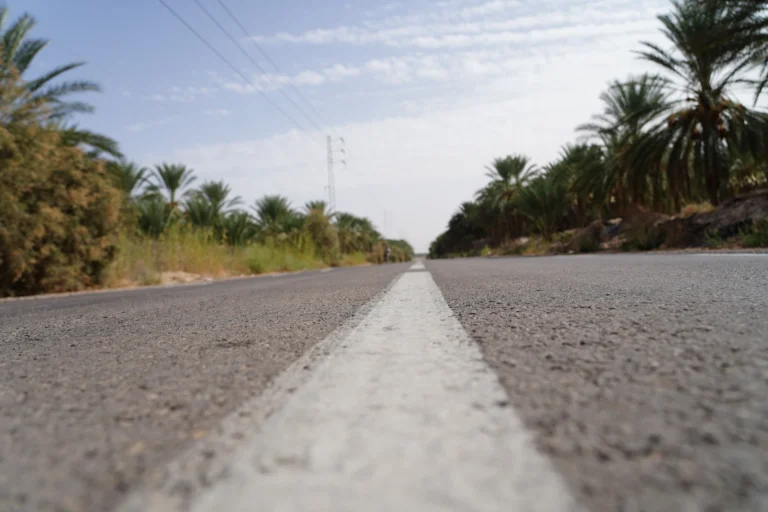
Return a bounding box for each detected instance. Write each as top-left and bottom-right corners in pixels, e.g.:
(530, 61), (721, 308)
(1, 254), (767, 512)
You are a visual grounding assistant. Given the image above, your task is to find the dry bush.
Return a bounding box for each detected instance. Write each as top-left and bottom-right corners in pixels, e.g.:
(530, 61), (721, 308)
(0, 124), (123, 296)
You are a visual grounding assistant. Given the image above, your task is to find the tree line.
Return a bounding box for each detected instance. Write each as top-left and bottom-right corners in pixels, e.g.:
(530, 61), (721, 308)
(430, 0), (768, 258)
(0, 7), (412, 297)
(109, 160), (413, 261)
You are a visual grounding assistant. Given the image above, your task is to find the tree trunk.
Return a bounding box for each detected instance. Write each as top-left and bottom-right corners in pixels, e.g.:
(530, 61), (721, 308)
(703, 128), (720, 206)
(652, 165), (663, 212)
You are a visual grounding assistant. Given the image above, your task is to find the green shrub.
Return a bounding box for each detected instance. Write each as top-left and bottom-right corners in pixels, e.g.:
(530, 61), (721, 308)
(704, 230), (724, 249)
(621, 216), (665, 251)
(304, 210), (340, 262)
(0, 125), (123, 296)
(245, 242), (321, 274)
(741, 218), (768, 248)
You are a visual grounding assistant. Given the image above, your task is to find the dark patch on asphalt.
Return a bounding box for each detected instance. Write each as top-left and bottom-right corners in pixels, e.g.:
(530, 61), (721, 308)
(0, 264), (408, 512)
(428, 255), (768, 512)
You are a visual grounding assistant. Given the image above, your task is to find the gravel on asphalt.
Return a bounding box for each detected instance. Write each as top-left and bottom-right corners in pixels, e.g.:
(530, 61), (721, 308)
(427, 254), (768, 512)
(0, 265), (406, 512)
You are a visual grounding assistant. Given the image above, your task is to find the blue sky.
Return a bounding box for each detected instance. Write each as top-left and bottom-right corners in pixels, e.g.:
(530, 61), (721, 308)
(22, 0), (672, 251)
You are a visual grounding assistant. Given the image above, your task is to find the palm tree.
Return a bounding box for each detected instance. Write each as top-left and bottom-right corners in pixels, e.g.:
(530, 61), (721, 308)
(335, 213), (360, 253)
(546, 144), (607, 223)
(136, 196), (170, 238)
(577, 74), (672, 211)
(304, 200), (334, 219)
(0, 8), (121, 157)
(448, 201), (488, 251)
(516, 173), (569, 241)
(185, 196), (216, 228)
(335, 213), (381, 253)
(631, 0), (768, 206)
(477, 155), (537, 208)
(220, 211), (256, 246)
(475, 154), (537, 242)
(151, 163), (197, 211)
(251, 195), (295, 238)
(708, 0), (768, 101)
(108, 160), (149, 197)
(194, 181), (242, 216)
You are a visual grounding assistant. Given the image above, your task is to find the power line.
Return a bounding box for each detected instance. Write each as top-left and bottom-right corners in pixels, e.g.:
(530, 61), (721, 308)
(156, 0), (308, 133)
(215, 0), (341, 136)
(192, 0), (325, 133)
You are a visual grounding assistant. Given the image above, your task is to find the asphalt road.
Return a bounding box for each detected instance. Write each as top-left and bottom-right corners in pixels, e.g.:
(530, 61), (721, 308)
(0, 265), (408, 512)
(1, 254), (767, 512)
(428, 254), (768, 512)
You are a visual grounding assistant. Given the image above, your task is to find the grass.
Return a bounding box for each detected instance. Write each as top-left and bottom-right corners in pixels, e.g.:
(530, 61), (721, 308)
(105, 227), (355, 288)
(704, 229), (725, 249)
(338, 252), (369, 267)
(107, 228), (252, 286)
(621, 217), (664, 251)
(245, 242), (324, 274)
(740, 217), (768, 248)
(522, 238), (552, 255)
(680, 202), (714, 218)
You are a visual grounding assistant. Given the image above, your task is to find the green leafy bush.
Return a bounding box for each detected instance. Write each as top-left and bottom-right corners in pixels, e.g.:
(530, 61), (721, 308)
(741, 218), (768, 248)
(0, 125), (123, 296)
(621, 216), (665, 251)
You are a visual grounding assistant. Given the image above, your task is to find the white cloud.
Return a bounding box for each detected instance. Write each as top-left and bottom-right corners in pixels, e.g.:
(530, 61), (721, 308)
(251, 1), (667, 48)
(365, 2), (402, 18)
(366, 58), (414, 84)
(323, 64), (362, 81)
(144, 86), (217, 103)
(458, 0), (523, 18)
(127, 117), (173, 132)
(214, 63), (365, 94)
(205, 109), (231, 117)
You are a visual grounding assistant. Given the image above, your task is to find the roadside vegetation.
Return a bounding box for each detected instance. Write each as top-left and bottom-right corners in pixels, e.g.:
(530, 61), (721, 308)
(429, 0), (768, 259)
(0, 8), (412, 297)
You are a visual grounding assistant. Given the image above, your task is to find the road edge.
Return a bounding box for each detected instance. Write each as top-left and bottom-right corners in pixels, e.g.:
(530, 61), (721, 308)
(113, 272), (405, 512)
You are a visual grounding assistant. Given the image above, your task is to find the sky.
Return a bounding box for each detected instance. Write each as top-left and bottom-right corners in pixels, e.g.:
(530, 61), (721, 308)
(22, 0), (674, 252)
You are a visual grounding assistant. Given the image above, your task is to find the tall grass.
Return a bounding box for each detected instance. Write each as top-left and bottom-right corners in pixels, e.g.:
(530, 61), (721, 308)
(107, 227), (247, 286)
(106, 227), (330, 287)
(741, 218), (768, 248)
(245, 238), (324, 274)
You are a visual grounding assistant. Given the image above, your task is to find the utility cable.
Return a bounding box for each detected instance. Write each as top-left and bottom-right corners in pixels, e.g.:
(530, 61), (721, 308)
(157, 0), (309, 133)
(192, 0), (325, 132)
(215, 0), (342, 137)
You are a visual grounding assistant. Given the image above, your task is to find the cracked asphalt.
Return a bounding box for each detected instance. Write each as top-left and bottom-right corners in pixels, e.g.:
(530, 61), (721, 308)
(427, 254), (768, 512)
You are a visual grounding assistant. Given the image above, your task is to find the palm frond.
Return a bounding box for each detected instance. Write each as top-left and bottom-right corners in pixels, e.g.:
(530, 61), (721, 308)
(12, 37), (47, 73)
(23, 62), (86, 92)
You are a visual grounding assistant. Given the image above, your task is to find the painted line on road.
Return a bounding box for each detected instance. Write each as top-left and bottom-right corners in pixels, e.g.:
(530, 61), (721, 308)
(409, 261), (425, 270)
(117, 270), (583, 512)
(693, 253), (768, 257)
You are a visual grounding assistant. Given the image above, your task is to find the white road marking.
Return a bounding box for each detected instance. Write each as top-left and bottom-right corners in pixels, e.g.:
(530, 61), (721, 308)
(409, 261), (425, 270)
(118, 271), (582, 512)
(693, 252), (768, 257)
